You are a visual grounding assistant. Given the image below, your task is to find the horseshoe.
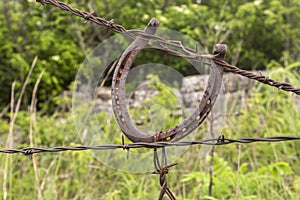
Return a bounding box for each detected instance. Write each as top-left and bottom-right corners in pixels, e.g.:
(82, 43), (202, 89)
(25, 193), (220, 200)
(111, 18), (227, 142)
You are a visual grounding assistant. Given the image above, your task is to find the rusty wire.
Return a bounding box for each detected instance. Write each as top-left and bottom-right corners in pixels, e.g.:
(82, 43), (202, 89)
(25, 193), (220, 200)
(213, 58), (300, 95)
(1, 135), (300, 155)
(35, 0), (300, 95)
(153, 148), (177, 200)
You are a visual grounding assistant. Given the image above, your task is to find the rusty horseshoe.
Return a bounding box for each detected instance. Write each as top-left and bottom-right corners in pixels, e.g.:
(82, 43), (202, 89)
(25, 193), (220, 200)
(111, 18), (226, 143)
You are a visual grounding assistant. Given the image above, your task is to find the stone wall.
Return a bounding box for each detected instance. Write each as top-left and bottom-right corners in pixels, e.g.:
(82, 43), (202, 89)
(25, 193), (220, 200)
(94, 72), (257, 114)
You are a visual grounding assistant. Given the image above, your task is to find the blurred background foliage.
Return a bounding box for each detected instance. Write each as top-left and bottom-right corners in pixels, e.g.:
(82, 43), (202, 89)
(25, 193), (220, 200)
(0, 0), (300, 199)
(0, 0), (300, 111)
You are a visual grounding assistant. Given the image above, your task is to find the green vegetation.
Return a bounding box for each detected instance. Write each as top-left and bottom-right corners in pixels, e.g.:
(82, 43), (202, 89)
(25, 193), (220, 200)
(0, 0), (300, 199)
(1, 0), (300, 110)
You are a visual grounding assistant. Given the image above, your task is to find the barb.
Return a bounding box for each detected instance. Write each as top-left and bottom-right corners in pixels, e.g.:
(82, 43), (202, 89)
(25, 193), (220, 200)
(1, 135), (299, 155)
(35, 0), (300, 95)
(153, 148), (177, 200)
(36, 0), (131, 36)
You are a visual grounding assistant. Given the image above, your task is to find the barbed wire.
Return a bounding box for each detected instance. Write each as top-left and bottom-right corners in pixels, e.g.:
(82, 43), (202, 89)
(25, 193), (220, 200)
(35, 0), (300, 95)
(213, 58), (300, 95)
(1, 135), (300, 155)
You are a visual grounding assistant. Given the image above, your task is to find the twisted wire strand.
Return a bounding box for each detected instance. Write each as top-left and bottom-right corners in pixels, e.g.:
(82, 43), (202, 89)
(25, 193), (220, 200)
(35, 0), (300, 95)
(213, 59), (300, 95)
(1, 136), (300, 155)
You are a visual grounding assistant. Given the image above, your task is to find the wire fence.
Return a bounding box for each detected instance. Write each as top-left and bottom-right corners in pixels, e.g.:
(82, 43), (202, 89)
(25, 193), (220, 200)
(1, 135), (300, 155)
(35, 0), (300, 95)
(1, 1), (300, 199)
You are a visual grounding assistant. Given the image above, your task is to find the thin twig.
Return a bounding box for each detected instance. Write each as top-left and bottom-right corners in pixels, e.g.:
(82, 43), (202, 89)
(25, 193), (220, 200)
(235, 145), (241, 200)
(3, 56), (38, 200)
(208, 111), (215, 196)
(30, 68), (45, 199)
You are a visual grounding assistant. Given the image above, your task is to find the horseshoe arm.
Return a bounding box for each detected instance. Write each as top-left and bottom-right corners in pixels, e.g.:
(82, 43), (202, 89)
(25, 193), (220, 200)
(111, 18), (161, 142)
(169, 44), (227, 141)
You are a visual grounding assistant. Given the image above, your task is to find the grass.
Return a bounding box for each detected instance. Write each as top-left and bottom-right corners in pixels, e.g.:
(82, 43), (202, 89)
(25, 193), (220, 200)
(0, 64), (300, 199)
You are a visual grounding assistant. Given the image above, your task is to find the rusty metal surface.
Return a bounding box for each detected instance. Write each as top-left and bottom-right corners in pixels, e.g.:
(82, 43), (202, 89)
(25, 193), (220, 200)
(111, 18), (162, 143)
(111, 18), (226, 143)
